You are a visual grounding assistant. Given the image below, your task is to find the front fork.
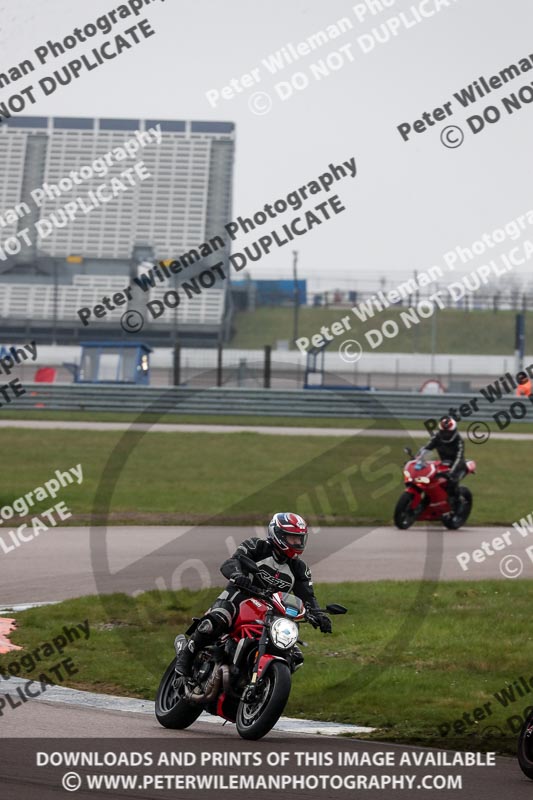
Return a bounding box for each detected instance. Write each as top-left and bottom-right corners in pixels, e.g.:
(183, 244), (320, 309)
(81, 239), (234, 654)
(242, 611), (277, 703)
(405, 484), (426, 515)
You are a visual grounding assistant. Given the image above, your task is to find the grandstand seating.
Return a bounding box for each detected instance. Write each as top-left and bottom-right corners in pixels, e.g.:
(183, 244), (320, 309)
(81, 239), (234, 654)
(72, 275), (126, 289)
(148, 287), (225, 325)
(0, 276), (226, 326)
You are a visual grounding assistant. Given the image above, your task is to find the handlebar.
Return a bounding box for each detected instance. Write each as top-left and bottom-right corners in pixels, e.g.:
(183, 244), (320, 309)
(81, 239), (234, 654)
(230, 577), (274, 602)
(305, 610), (322, 629)
(228, 590), (327, 629)
(234, 555), (348, 618)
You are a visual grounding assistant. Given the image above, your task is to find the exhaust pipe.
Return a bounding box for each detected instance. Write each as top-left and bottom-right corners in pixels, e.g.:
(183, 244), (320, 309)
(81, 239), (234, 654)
(185, 663), (223, 704)
(220, 664), (232, 694)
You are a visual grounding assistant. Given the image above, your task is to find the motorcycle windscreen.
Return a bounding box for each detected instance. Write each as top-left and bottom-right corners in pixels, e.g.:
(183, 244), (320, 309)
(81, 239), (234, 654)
(272, 592), (305, 620)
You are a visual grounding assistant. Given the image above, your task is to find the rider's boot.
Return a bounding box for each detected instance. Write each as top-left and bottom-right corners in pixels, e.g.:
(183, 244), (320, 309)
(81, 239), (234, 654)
(447, 488), (459, 514)
(174, 637), (197, 677)
(174, 616), (226, 677)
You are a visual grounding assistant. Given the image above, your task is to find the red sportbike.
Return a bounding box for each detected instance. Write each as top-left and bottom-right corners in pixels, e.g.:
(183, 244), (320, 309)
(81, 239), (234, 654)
(155, 556), (346, 740)
(394, 447), (476, 530)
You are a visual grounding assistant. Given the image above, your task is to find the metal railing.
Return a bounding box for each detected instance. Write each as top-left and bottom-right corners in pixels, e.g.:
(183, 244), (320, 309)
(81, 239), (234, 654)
(12, 383), (531, 423)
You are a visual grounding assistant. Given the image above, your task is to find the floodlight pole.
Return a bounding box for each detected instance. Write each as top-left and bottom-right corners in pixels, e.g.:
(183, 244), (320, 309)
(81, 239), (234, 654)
(431, 281), (438, 373)
(515, 311), (525, 372)
(292, 250), (299, 346)
(53, 259), (58, 345)
(173, 272), (180, 386)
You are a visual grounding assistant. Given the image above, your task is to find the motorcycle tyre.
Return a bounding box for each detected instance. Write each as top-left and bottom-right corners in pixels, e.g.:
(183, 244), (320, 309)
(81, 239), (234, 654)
(155, 657), (203, 729)
(394, 491), (417, 530)
(236, 661), (291, 741)
(518, 709), (533, 779)
(442, 487), (472, 530)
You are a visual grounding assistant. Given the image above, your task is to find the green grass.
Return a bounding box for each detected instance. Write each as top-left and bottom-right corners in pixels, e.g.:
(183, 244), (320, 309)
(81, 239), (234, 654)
(0, 428), (530, 526)
(0, 409), (424, 429)
(230, 307), (533, 354)
(2, 582), (530, 753)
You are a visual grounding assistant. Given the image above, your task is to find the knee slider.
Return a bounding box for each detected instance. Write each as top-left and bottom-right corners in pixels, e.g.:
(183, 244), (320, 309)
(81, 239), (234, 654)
(197, 618), (215, 635)
(208, 610), (231, 634)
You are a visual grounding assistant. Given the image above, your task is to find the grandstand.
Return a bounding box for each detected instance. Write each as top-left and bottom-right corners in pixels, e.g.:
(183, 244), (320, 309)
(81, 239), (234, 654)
(0, 116), (235, 346)
(0, 275), (229, 345)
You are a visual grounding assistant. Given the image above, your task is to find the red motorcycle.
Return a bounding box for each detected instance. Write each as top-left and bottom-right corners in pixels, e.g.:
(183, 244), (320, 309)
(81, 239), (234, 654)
(155, 555), (346, 740)
(394, 447), (476, 530)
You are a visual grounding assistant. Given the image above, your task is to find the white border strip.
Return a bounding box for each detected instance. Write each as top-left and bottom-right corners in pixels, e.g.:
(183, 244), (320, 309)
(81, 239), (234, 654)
(0, 677), (374, 736)
(0, 601), (61, 614)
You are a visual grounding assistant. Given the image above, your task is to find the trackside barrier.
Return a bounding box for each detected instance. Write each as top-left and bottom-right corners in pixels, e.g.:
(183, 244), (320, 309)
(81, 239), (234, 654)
(10, 384), (533, 421)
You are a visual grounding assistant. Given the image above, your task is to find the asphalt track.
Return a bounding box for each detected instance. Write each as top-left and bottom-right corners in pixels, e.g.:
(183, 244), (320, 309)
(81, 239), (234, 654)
(1, 524), (530, 607)
(1, 524), (530, 798)
(1, 419), (533, 439)
(0, 680), (372, 738)
(0, 685), (528, 799)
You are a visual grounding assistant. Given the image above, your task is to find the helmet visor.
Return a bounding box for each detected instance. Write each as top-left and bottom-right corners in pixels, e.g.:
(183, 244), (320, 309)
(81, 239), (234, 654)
(284, 533), (307, 552)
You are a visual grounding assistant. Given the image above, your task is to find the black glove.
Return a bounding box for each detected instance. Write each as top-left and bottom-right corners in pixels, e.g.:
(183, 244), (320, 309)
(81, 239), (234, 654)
(231, 572), (253, 590)
(317, 613), (332, 634)
(308, 607), (332, 633)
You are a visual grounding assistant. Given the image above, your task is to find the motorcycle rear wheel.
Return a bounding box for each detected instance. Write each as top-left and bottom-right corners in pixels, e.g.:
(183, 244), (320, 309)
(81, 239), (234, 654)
(236, 661), (291, 740)
(442, 487), (472, 530)
(155, 657), (203, 729)
(518, 710), (533, 779)
(394, 492), (417, 529)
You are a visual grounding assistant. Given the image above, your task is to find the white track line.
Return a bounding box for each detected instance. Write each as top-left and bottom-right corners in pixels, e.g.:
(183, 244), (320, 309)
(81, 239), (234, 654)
(0, 601), (61, 615)
(0, 420), (531, 439)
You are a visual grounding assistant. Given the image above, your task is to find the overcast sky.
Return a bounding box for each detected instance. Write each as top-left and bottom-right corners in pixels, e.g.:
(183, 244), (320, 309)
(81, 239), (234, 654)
(1, 0), (532, 289)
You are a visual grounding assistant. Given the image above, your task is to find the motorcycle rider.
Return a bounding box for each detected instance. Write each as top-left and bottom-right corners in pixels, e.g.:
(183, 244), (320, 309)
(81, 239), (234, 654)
(418, 416), (466, 511)
(174, 512), (332, 677)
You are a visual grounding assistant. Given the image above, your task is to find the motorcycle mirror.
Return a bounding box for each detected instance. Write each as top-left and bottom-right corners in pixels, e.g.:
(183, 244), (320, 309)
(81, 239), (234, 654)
(237, 554), (260, 572)
(325, 604), (347, 615)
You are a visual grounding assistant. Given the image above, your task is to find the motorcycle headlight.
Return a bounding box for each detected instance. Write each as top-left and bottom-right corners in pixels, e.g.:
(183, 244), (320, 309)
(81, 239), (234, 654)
(270, 618), (299, 649)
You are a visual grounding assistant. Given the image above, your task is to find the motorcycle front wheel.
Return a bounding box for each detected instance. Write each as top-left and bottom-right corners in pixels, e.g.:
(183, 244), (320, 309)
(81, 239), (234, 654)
(155, 658), (203, 729)
(236, 661), (291, 740)
(518, 710), (533, 779)
(394, 491), (417, 529)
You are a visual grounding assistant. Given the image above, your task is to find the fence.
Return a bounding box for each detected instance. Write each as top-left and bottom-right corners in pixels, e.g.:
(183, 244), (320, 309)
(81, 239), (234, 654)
(8, 345), (532, 392)
(310, 289), (533, 312)
(13, 383), (533, 422)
